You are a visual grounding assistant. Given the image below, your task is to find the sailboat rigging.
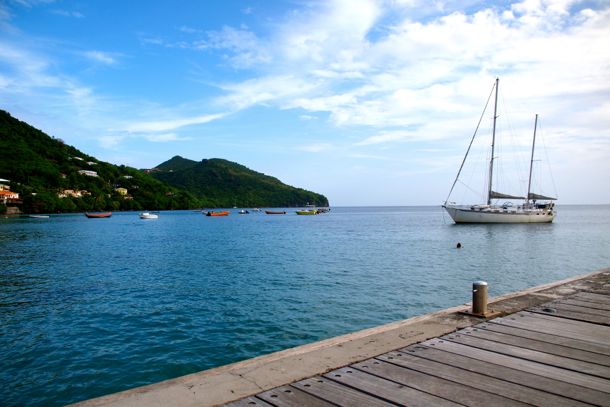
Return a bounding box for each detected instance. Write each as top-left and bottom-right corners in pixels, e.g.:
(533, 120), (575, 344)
(443, 78), (557, 224)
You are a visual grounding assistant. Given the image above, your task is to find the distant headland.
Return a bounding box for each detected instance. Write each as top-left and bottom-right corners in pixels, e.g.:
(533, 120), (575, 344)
(0, 110), (329, 214)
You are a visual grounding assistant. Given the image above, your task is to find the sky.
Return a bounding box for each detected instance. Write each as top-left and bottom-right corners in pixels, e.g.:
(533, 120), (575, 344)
(1, 0), (609, 206)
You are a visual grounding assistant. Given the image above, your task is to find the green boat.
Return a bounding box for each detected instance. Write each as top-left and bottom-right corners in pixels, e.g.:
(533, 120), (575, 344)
(295, 209), (318, 215)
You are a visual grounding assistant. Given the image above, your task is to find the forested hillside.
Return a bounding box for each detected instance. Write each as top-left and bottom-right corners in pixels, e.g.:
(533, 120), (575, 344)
(151, 156), (329, 208)
(0, 110), (329, 213)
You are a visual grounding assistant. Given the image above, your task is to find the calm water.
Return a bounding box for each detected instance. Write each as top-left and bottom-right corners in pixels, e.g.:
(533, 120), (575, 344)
(1, 206), (609, 406)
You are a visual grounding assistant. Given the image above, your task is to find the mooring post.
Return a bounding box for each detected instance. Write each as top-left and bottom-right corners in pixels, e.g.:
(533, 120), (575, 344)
(472, 281), (488, 315)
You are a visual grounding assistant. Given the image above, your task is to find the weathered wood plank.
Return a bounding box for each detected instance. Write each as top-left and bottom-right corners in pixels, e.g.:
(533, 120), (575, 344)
(529, 305), (610, 325)
(224, 397), (274, 407)
(492, 312), (610, 344)
(399, 344), (610, 406)
(323, 367), (461, 407)
(442, 330), (610, 378)
(481, 321), (610, 356)
(587, 289), (610, 296)
(545, 302), (610, 317)
(520, 309), (610, 332)
(422, 338), (610, 393)
(349, 358), (526, 406)
(292, 376), (394, 407)
(558, 298), (610, 311)
(574, 292), (610, 304)
(257, 386), (335, 407)
(375, 351), (589, 407)
(461, 326), (610, 366)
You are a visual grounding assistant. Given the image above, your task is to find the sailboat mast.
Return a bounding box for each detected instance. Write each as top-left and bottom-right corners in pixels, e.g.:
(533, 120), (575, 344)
(526, 114), (538, 205)
(487, 77), (499, 205)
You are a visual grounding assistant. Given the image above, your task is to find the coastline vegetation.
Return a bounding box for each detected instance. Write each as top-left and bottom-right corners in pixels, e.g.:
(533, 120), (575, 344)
(0, 110), (328, 214)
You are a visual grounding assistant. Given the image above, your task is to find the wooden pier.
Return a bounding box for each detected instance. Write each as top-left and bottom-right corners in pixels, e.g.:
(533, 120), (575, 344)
(226, 279), (610, 406)
(76, 269), (610, 407)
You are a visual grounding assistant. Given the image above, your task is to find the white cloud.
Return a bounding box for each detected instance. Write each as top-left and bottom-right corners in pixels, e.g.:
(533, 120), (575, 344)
(297, 143), (333, 153)
(144, 133), (191, 142)
(98, 135), (124, 149)
(83, 51), (117, 65)
(356, 130), (416, 146)
(52, 9), (84, 18)
(125, 113), (226, 133)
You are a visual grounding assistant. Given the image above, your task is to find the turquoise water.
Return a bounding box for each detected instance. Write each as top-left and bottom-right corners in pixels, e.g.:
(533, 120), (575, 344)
(1, 206), (609, 406)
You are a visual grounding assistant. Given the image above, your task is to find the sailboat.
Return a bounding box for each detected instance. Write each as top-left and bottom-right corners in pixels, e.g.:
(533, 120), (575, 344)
(443, 78), (556, 224)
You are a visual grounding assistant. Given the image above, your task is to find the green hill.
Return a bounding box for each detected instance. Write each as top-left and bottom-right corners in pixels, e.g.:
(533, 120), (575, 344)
(0, 110), (329, 213)
(151, 156), (329, 208)
(0, 111), (204, 213)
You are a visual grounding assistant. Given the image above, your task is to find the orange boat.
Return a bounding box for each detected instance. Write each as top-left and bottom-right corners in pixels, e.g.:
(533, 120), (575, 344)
(85, 212), (112, 218)
(206, 211), (230, 217)
(265, 210), (286, 215)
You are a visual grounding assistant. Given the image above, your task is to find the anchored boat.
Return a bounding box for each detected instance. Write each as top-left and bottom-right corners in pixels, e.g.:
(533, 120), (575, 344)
(443, 78), (556, 224)
(85, 212), (112, 218)
(206, 210), (230, 217)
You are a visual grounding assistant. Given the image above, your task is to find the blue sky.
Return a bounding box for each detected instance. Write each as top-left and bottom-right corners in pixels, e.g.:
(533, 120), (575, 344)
(1, 0), (609, 205)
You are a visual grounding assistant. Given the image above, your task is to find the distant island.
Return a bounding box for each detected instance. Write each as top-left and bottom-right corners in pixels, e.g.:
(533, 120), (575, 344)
(0, 110), (329, 214)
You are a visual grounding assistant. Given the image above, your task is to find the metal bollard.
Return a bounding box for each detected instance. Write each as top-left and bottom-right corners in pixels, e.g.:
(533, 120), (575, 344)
(472, 281), (488, 315)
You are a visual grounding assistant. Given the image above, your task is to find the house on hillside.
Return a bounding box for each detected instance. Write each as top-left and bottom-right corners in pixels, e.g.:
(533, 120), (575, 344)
(0, 190), (19, 204)
(115, 188), (128, 196)
(0, 178), (10, 191)
(78, 170), (98, 177)
(58, 189), (90, 198)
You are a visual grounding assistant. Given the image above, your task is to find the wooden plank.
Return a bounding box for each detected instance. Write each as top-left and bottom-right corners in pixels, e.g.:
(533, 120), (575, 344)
(529, 305), (610, 325)
(224, 397), (274, 407)
(587, 289), (610, 296)
(375, 351), (588, 407)
(545, 302), (610, 317)
(399, 344), (610, 406)
(461, 326), (610, 366)
(574, 292), (610, 304)
(257, 385), (335, 407)
(492, 312), (610, 344)
(511, 310), (610, 333)
(558, 298), (610, 311)
(442, 330), (610, 378)
(481, 321), (610, 356)
(292, 376), (394, 407)
(323, 367), (461, 407)
(422, 337), (610, 393)
(566, 295), (610, 306)
(518, 309), (610, 332)
(349, 358), (526, 406)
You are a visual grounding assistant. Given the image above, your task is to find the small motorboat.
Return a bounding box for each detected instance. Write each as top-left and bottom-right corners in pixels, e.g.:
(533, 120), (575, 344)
(139, 212), (159, 219)
(206, 211), (230, 217)
(238, 210), (249, 214)
(28, 215), (50, 218)
(265, 210), (286, 215)
(296, 209), (318, 215)
(85, 212), (112, 218)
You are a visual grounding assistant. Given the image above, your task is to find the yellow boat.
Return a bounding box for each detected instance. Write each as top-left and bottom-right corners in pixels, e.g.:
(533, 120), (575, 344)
(295, 209), (318, 215)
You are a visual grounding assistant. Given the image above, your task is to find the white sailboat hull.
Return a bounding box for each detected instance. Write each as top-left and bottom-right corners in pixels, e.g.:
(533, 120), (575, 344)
(443, 205), (555, 224)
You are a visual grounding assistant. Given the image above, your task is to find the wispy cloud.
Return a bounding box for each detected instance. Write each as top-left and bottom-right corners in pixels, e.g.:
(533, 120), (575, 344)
(296, 143), (333, 153)
(355, 130), (416, 146)
(144, 133), (191, 143)
(83, 51), (118, 65)
(125, 113), (226, 133)
(51, 9), (84, 18)
(98, 135), (124, 149)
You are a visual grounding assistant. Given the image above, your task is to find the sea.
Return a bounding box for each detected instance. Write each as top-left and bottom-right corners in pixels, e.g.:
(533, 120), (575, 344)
(1, 205), (609, 406)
